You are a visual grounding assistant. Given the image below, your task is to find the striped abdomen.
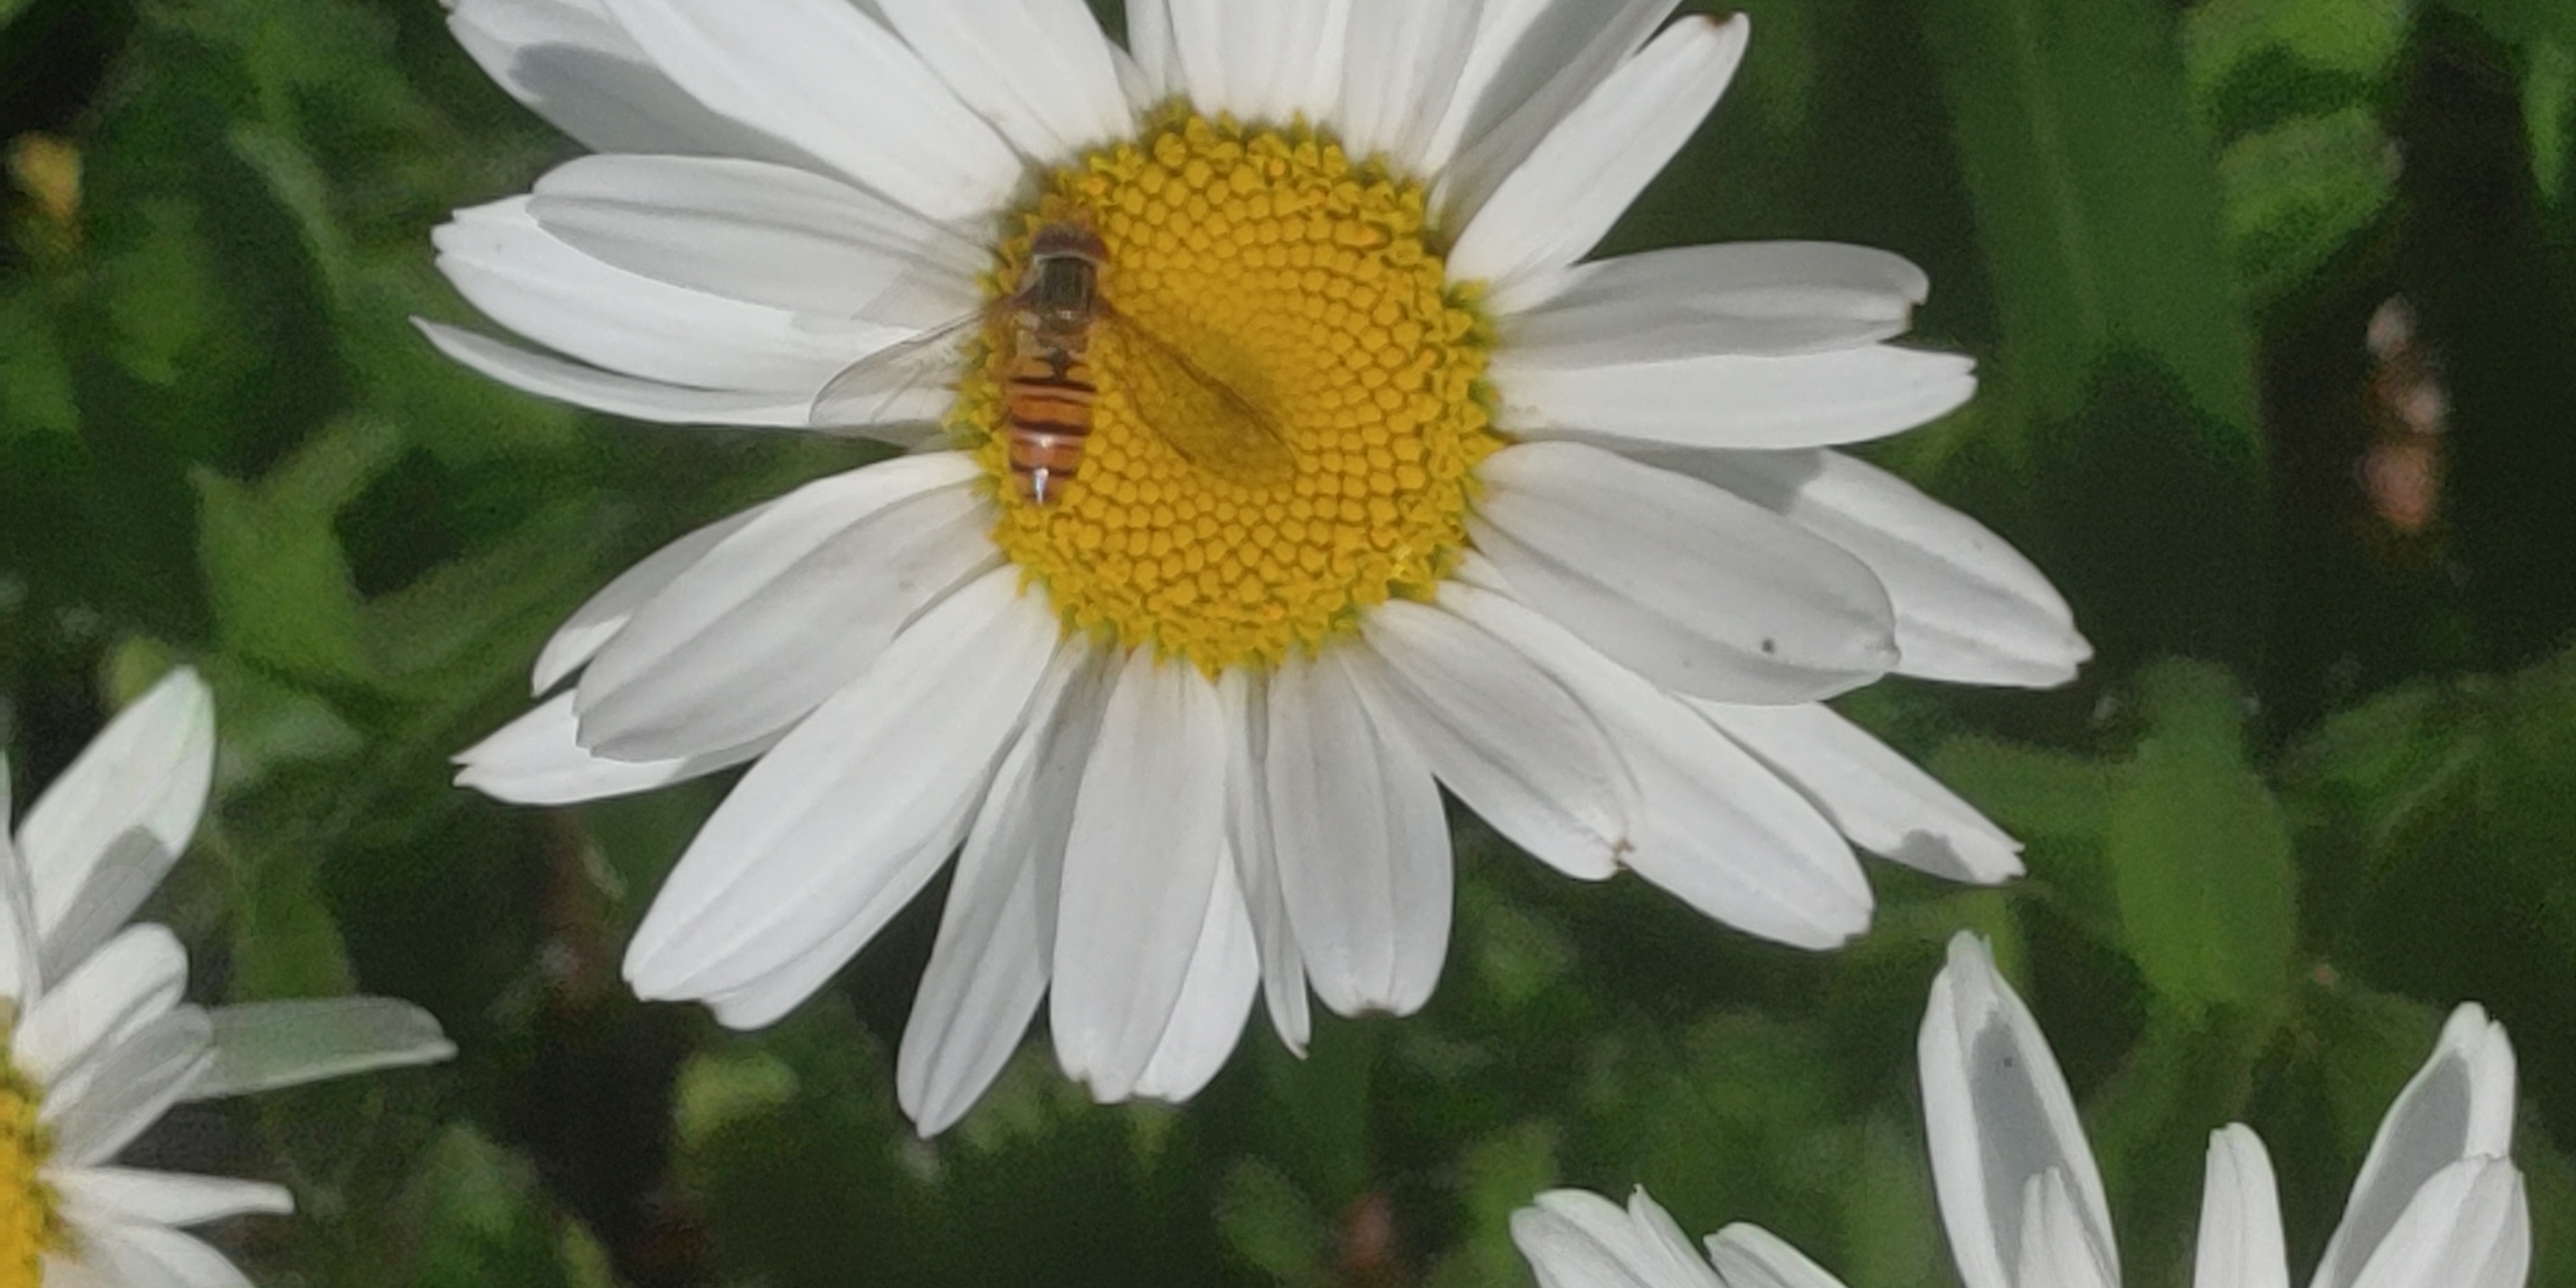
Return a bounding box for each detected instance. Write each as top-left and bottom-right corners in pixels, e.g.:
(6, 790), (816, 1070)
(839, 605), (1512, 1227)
(1002, 341), (1095, 505)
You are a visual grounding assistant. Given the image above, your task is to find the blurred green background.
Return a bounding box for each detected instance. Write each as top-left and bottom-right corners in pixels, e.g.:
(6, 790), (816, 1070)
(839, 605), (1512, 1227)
(5, 0), (2576, 1283)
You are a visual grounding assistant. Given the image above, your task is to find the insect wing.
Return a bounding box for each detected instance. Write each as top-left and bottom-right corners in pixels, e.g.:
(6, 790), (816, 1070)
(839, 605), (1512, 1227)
(1100, 307), (1295, 486)
(808, 308), (997, 432)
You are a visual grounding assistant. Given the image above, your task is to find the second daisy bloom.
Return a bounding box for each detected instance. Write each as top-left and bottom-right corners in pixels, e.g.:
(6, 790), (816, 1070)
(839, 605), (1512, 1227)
(436, 0), (2090, 1131)
(1511, 934), (2530, 1288)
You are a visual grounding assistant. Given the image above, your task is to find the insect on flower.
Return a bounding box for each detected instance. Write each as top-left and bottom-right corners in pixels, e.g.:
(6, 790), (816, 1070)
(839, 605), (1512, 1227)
(810, 220), (1293, 504)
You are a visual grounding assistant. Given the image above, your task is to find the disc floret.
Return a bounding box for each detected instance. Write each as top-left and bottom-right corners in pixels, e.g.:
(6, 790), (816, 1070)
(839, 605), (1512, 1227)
(963, 109), (1501, 672)
(0, 1059), (60, 1287)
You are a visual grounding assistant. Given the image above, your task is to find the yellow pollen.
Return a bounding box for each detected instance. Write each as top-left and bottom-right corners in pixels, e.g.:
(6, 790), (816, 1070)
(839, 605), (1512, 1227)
(959, 109), (1500, 672)
(0, 1055), (60, 1287)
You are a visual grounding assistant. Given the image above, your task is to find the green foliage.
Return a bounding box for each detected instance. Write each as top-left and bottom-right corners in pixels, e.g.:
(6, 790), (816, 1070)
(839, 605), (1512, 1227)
(5, 0), (2575, 1284)
(1913, 0), (2260, 446)
(2106, 662), (2297, 1019)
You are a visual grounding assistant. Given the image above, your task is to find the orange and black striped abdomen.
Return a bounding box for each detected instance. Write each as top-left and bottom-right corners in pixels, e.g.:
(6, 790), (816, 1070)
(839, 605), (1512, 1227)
(1002, 346), (1096, 505)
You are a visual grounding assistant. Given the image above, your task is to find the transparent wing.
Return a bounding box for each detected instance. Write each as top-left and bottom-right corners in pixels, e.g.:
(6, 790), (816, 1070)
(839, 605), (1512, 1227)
(1100, 306), (1295, 486)
(809, 308), (999, 432)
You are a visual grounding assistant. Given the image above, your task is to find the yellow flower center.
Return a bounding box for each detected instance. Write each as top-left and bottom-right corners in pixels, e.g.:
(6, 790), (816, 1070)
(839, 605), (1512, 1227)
(960, 109), (1501, 672)
(0, 1056), (59, 1288)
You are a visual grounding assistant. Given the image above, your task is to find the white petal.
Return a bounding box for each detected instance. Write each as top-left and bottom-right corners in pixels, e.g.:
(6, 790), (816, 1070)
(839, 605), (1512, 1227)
(621, 568), (1056, 1003)
(1162, 0), (1236, 117)
(1500, 243), (1929, 367)
(1350, 598), (1632, 880)
(17, 668), (212, 962)
(454, 693), (771, 807)
(1166, 0), (1349, 123)
(593, 0), (1018, 221)
(1495, 347), (1978, 453)
(1706, 1224), (1852, 1288)
(1917, 933), (2115, 1288)
(1431, 0), (1678, 209)
(527, 154), (982, 324)
(1693, 700), (2022, 884)
(52, 1224), (250, 1288)
(2344, 1159), (2528, 1288)
(414, 321), (828, 429)
(185, 999), (452, 1101)
(15, 925), (187, 1088)
(0, 815), (37, 1011)
(1620, 1190), (1735, 1288)
(896, 647), (1109, 1136)
(1416, 0), (1548, 170)
(1472, 442), (1898, 704)
(2192, 1125), (2289, 1288)
(572, 452), (990, 761)
(1443, 579), (1870, 949)
(434, 198), (880, 393)
(1049, 649), (1230, 1103)
(1658, 450), (2088, 688)
(697, 652), (1085, 1037)
(532, 502), (766, 696)
(53, 1167), (292, 1227)
(45, 1007), (213, 1167)
(1335, 0), (1482, 173)
(2313, 1004), (2520, 1288)
(1449, 15), (1747, 308)
(1509, 1188), (1718, 1288)
(2013, 1170), (2117, 1288)
(690, 908), (876, 1031)
(1224, 673), (1311, 1054)
(1123, 0), (1181, 101)
(876, 0), (1132, 161)
(1264, 649), (1451, 1016)
(1130, 850), (1261, 1103)
(1264, 0), (1353, 124)
(445, 0), (816, 164)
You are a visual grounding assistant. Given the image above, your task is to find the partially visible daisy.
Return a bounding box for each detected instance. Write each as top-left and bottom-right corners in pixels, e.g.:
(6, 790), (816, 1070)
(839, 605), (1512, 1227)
(435, 0), (2090, 1132)
(1, 668), (455, 1283)
(1511, 933), (2529, 1288)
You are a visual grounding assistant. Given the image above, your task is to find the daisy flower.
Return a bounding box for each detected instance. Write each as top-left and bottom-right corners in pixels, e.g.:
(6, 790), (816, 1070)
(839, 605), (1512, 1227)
(432, 0), (2090, 1132)
(1511, 933), (2530, 1288)
(0, 668), (455, 1284)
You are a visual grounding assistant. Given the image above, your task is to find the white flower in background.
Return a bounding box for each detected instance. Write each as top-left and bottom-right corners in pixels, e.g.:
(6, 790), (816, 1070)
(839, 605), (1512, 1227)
(1510, 933), (2529, 1288)
(434, 0), (2091, 1132)
(0, 668), (455, 1284)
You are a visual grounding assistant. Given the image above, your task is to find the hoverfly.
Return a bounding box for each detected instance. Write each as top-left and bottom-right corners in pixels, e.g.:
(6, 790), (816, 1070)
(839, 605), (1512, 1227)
(810, 222), (1293, 504)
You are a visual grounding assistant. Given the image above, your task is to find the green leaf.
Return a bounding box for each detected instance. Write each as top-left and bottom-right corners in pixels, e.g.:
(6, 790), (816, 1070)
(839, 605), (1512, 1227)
(2528, 41), (2575, 206)
(2106, 661), (2298, 1018)
(674, 1046), (802, 1155)
(399, 1126), (582, 1288)
(2301, 983), (2447, 1160)
(1214, 1160), (1331, 1285)
(2080, 1008), (2273, 1288)
(1927, 734), (2117, 840)
(228, 123), (353, 308)
(2183, 0), (2410, 141)
(2443, 0), (2576, 52)
(1424, 1122), (1558, 1288)
(193, 416), (402, 684)
(0, 289), (76, 441)
(1832, 1113), (1945, 1288)
(95, 195), (223, 389)
(361, 501), (620, 690)
(2185, 0), (2410, 89)
(232, 840), (357, 999)
(1913, 0), (2262, 447)
(2218, 108), (2399, 307)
